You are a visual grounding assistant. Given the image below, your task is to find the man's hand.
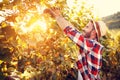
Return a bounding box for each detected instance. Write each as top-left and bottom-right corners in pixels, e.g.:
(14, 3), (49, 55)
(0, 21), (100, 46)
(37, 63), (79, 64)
(44, 7), (74, 31)
(44, 7), (62, 18)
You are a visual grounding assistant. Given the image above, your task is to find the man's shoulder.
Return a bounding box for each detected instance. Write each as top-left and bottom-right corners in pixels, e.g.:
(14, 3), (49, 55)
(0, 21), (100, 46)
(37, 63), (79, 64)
(94, 40), (104, 47)
(86, 39), (104, 48)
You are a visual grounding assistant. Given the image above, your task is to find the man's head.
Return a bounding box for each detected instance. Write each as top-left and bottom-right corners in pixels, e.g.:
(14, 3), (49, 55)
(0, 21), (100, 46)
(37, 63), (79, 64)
(82, 20), (108, 41)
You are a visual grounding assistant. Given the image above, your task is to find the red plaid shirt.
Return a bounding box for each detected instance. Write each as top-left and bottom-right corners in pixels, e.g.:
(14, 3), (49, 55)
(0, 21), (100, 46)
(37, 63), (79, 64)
(64, 26), (104, 80)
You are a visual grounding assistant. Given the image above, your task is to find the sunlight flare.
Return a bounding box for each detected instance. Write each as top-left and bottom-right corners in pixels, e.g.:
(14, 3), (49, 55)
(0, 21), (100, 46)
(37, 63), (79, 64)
(20, 19), (47, 33)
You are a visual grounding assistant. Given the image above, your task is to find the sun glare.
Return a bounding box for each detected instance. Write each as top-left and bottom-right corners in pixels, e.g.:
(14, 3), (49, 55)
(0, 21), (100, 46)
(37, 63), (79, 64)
(0, 0), (2, 2)
(31, 20), (47, 32)
(20, 19), (47, 34)
(17, 7), (48, 34)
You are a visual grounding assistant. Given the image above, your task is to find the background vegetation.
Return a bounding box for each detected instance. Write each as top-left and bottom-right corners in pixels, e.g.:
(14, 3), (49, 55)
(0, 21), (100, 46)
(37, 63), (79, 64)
(0, 0), (120, 80)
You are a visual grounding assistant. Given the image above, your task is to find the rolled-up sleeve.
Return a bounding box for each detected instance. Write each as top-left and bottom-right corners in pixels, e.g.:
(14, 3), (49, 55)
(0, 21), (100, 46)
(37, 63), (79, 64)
(64, 26), (85, 48)
(56, 16), (85, 48)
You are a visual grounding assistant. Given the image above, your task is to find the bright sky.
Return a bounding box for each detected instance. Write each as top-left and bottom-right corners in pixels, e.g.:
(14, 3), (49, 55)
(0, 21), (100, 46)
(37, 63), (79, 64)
(92, 0), (120, 17)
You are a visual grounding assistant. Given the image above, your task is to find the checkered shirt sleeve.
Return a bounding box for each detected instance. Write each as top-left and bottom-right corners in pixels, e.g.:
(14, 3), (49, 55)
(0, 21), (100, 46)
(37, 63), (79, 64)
(64, 26), (104, 80)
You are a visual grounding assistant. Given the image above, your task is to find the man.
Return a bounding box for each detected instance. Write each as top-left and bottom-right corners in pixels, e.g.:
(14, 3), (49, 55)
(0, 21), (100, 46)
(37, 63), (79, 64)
(44, 8), (108, 80)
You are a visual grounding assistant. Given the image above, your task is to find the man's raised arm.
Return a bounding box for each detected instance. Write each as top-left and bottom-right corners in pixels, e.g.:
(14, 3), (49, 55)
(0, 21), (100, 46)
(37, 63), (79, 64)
(44, 8), (85, 48)
(44, 8), (75, 30)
